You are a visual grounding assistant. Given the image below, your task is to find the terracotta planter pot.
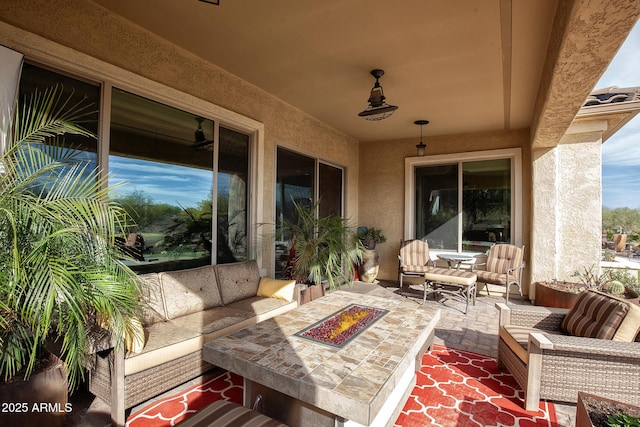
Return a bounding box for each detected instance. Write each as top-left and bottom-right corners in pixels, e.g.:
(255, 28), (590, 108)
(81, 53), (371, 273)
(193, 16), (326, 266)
(0, 353), (68, 427)
(625, 286), (640, 306)
(576, 391), (640, 427)
(534, 281), (584, 309)
(298, 283), (326, 305)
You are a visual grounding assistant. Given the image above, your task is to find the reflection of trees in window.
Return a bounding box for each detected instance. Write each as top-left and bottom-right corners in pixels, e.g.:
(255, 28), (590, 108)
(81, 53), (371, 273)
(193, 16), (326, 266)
(462, 159), (511, 244)
(108, 89), (251, 271)
(19, 65), (252, 272)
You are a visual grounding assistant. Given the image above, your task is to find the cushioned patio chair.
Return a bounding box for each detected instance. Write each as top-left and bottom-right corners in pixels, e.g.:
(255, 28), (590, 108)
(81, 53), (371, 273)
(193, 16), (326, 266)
(496, 290), (640, 410)
(474, 243), (524, 302)
(397, 239), (435, 296)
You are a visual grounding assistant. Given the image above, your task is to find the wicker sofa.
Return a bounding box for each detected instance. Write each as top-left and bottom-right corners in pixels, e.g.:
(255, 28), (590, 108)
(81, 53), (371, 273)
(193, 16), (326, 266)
(496, 290), (640, 411)
(89, 260), (298, 426)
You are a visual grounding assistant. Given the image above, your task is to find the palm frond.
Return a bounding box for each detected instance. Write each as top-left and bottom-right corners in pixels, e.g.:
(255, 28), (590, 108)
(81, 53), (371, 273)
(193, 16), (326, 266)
(0, 86), (144, 390)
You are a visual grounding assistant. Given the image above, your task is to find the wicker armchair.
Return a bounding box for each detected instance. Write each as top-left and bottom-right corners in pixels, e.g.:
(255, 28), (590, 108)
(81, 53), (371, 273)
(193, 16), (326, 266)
(496, 300), (640, 411)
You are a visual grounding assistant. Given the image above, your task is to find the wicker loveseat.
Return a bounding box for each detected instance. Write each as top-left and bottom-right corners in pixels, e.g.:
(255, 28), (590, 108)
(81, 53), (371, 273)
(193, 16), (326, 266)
(89, 260), (299, 426)
(496, 290), (640, 410)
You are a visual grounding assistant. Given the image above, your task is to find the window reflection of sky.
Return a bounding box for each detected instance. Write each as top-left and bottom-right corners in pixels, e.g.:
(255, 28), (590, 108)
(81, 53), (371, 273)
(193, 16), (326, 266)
(108, 155), (220, 207)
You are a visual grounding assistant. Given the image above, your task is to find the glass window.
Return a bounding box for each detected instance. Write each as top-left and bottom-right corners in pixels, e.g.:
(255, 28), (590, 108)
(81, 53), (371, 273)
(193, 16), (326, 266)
(318, 163), (343, 218)
(462, 159), (511, 250)
(217, 126), (249, 263)
(413, 157), (514, 252)
(275, 148), (314, 277)
(18, 63), (100, 164)
(109, 88), (217, 272)
(19, 65), (253, 273)
(415, 164), (458, 249)
(274, 147), (345, 278)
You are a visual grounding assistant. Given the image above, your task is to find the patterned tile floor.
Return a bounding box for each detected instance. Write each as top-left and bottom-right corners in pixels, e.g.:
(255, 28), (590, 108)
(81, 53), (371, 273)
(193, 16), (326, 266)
(68, 280), (576, 426)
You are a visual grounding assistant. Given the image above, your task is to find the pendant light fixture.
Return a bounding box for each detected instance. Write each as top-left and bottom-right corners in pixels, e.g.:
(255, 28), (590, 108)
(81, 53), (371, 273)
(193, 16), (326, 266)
(358, 69), (398, 121)
(415, 120), (429, 156)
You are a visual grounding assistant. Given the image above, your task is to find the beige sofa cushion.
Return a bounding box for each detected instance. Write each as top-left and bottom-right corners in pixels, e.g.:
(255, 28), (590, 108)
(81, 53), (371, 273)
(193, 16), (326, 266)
(171, 307), (257, 336)
(215, 260), (261, 305)
(124, 321), (202, 376)
(138, 273), (168, 325)
(227, 296), (297, 322)
(158, 266), (223, 320)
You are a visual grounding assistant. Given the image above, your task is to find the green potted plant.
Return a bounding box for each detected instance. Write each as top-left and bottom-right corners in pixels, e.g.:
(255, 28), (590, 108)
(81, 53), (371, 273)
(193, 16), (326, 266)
(358, 227), (387, 250)
(576, 391), (640, 427)
(0, 86), (144, 426)
(282, 199), (364, 302)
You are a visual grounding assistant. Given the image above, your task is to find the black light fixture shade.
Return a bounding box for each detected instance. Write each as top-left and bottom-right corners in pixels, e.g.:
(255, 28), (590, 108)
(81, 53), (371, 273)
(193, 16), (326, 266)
(199, 0), (220, 5)
(358, 69), (398, 121)
(415, 119), (429, 156)
(192, 117), (214, 148)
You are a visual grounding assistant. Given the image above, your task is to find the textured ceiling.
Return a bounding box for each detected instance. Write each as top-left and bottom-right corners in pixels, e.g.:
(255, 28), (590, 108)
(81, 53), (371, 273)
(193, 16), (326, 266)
(91, 0), (559, 142)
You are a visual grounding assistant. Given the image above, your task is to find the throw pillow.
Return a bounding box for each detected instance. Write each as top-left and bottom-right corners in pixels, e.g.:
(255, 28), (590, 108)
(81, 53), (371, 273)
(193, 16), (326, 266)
(612, 297), (640, 342)
(561, 290), (629, 340)
(257, 277), (296, 302)
(125, 317), (146, 354)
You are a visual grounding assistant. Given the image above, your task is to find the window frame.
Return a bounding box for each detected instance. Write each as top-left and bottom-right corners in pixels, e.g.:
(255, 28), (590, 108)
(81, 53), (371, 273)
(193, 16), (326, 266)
(404, 148), (522, 251)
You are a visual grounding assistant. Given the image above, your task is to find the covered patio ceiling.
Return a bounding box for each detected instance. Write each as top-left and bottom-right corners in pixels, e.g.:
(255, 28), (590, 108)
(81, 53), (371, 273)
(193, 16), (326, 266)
(92, 0), (636, 146)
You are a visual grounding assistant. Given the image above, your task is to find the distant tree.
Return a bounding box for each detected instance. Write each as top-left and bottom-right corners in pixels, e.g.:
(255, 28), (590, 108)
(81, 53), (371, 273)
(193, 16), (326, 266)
(602, 207), (640, 234)
(112, 190), (180, 230)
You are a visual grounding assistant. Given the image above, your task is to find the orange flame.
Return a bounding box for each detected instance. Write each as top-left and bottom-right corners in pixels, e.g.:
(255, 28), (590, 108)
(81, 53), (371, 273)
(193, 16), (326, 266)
(328, 308), (370, 340)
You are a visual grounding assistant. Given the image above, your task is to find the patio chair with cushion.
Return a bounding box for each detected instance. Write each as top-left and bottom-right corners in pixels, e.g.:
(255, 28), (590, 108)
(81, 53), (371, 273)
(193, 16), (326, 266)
(474, 243), (524, 302)
(496, 290), (640, 410)
(398, 239), (435, 296)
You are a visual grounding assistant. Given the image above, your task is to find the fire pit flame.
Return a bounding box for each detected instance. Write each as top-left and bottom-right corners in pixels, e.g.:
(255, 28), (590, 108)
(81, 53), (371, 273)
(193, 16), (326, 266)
(295, 304), (388, 348)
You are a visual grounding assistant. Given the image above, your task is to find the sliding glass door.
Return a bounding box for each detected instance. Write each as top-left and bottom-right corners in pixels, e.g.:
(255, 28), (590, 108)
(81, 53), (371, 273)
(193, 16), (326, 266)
(411, 153), (516, 252)
(275, 147), (344, 277)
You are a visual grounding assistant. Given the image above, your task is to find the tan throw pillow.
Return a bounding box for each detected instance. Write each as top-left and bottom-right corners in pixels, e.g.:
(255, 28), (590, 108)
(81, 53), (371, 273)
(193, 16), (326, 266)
(124, 317), (146, 354)
(561, 290), (629, 340)
(612, 298), (640, 342)
(257, 277), (296, 302)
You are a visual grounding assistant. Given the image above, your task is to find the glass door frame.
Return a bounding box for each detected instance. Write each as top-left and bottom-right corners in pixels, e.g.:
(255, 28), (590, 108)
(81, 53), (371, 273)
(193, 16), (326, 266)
(404, 148), (522, 251)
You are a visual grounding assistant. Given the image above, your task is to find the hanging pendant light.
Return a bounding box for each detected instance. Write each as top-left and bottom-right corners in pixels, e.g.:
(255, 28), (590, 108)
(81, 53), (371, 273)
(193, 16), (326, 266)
(415, 120), (429, 156)
(358, 69), (398, 121)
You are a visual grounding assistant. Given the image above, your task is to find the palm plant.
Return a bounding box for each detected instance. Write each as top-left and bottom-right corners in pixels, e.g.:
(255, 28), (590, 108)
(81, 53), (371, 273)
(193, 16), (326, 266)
(283, 199), (364, 291)
(0, 86), (144, 390)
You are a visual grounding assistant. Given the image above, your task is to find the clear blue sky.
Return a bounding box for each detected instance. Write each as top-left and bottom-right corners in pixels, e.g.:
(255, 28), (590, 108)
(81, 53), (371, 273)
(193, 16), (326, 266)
(598, 20), (640, 208)
(109, 155), (215, 207)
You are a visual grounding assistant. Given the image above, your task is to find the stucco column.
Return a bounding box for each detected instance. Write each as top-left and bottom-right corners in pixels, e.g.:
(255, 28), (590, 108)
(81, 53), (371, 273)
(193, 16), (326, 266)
(531, 121), (605, 297)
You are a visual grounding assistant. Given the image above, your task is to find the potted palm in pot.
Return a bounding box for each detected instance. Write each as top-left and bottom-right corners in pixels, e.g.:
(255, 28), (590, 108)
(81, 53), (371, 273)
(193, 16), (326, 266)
(282, 199), (364, 303)
(0, 86), (144, 426)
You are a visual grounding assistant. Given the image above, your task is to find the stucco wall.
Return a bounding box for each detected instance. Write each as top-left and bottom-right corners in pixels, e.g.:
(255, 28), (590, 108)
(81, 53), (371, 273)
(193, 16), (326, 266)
(359, 129), (531, 285)
(531, 136), (603, 289)
(0, 0), (359, 275)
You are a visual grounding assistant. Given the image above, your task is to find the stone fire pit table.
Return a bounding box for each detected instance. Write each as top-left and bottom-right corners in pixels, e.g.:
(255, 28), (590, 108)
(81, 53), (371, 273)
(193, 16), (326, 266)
(203, 290), (441, 427)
